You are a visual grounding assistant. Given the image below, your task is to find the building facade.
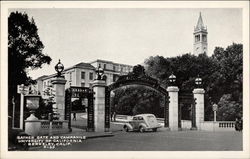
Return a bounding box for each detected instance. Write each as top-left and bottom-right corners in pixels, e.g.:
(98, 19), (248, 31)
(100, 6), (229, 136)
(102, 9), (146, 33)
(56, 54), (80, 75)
(193, 12), (208, 55)
(36, 59), (133, 97)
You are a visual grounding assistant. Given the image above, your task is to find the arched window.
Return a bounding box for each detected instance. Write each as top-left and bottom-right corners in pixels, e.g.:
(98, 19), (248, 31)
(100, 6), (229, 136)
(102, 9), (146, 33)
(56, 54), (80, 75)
(102, 75), (107, 81)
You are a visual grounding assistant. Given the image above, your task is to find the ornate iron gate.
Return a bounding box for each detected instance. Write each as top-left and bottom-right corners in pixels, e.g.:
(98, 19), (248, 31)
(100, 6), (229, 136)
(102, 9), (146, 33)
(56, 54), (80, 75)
(105, 88), (110, 130)
(105, 65), (169, 128)
(65, 86), (94, 132)
(179, 91), (197, 130)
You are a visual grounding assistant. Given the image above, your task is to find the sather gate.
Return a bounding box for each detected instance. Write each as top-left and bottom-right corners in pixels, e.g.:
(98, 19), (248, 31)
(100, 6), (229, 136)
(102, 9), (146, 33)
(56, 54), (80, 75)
(104, 66), (170, 130)
(62, 65), (204, 132)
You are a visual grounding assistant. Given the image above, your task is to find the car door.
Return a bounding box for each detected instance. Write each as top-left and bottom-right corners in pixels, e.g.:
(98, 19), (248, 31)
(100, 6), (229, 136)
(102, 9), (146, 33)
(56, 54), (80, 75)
(131, 117), (139, 130)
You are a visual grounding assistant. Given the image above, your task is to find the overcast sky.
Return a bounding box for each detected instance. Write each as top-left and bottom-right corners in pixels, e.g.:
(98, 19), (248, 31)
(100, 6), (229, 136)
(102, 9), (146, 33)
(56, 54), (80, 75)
(9, 8), (242, 79)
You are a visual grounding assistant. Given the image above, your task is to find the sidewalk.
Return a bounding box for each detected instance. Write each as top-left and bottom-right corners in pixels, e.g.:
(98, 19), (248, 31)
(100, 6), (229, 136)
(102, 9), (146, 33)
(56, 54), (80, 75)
(60, 127), (114, 139)
(28, 127), (114, 151)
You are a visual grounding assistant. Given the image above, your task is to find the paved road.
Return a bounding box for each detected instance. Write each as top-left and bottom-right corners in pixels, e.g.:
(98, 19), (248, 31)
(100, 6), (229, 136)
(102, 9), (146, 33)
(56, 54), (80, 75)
(39, 113), (242, 151)
(37, 129), (242, 151)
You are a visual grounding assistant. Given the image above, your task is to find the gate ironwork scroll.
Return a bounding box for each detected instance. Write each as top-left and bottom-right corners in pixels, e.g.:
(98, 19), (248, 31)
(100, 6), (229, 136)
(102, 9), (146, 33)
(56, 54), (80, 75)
(179, 91), (197, 130)
(65, 86), (94, 132)
(105, 65), (169, 128)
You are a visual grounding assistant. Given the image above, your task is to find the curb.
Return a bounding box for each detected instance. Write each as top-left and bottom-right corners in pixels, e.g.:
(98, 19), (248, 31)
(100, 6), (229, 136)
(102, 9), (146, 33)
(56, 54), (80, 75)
(86, 133), (114, 139)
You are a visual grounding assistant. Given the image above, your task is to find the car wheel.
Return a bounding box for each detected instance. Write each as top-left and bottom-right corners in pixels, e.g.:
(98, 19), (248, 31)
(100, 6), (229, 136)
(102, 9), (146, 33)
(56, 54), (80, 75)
(139, 126), (145, 133)
(123, 126), (129, 132)
(153, 128), (157, 132)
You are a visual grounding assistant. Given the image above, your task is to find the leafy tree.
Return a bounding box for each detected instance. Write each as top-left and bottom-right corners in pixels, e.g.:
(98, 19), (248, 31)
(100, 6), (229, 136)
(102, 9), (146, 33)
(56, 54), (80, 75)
(36, 85), (56, 120)
(8, 12), (51, 117)
(113, 85), (165, 117)
(144, 43), (242, 121)
(217, 94), (242, 121)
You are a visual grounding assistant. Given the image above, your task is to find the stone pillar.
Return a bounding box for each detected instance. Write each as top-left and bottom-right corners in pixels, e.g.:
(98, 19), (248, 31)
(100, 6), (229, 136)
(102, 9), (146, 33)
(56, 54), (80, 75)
(193, 88), (205, 130)
(92, 80), (106, 132)
(167, 86), (179, 131)
(51, 77), (67, 120)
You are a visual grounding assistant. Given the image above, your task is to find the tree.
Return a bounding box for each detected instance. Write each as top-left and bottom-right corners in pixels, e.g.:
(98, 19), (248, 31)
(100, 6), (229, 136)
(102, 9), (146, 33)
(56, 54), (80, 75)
(144, 43), (242, 121)
(8, 12), (51, 118)
(113, 85), (164, 117)
(36, 85), (57, 120)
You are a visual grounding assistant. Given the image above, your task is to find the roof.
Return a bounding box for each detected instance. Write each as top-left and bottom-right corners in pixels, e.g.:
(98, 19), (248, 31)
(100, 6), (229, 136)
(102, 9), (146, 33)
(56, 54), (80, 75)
(194, 12), (207, 32)
(90, 59), (114, 64)
(36, 75), (48, 80)
(135, 114), (156, 117)
(64, 62), (95, 71)
(90, 59), (133, 67)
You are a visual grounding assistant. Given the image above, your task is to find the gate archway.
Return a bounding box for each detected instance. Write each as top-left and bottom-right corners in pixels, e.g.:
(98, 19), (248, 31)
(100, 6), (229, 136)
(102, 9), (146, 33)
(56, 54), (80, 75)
(104, 65), (169, 129)
(65, 86), (94, 132)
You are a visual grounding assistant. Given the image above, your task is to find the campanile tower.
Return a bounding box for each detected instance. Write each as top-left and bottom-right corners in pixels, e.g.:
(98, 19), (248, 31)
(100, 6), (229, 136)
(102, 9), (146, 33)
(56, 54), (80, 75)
(193, 12), (208, 55)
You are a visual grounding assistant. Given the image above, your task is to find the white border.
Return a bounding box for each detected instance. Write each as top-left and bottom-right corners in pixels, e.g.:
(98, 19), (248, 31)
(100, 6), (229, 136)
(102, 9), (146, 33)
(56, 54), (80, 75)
(1, 1), (249, 159)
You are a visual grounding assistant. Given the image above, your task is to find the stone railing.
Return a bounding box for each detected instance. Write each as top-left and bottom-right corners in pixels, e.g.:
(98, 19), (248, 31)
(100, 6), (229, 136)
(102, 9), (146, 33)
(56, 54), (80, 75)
(115, 115), (236, 131)
(40, 120), (69, 135)
(25, 120), (69, 136)
(200, 121), (236, 131)
(218, 121), (235, 128)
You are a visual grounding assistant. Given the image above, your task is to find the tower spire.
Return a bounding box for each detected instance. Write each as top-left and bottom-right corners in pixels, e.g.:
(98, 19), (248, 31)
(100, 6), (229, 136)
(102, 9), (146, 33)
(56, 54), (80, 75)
(195, 12), (205, 30)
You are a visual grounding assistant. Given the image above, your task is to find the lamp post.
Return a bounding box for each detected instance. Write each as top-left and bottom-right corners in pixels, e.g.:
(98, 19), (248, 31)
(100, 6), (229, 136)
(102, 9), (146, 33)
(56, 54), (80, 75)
(212, 103), (218, 122)
(193, 75), (205, 130)
(12, 96), (15, 128)
(95, 64), (104, 80)
(195, 76), (202, 88)
(169, 73), (176, 86)
(55, 59), (64, 77)
(167, 73), (179, 131)
(51, 59), (67, 121)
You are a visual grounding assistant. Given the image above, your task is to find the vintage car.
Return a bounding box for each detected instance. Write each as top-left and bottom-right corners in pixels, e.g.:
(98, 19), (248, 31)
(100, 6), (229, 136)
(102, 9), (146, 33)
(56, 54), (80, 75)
(123, 114), (162, 132)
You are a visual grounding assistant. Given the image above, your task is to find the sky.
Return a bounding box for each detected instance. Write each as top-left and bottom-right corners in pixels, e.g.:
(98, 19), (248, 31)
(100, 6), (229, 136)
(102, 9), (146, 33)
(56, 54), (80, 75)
(9, 8), (242, 79)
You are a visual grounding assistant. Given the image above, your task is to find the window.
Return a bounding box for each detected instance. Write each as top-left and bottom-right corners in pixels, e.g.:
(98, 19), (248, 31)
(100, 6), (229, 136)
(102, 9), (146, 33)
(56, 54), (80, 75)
(103, 75), (107, 81)
(138, 116), (144, 120)
(113, 74), (118, 82)
(81, 82), (85, 87)
(43, 82), (46, 88)
(113, 65), (116, 71)
(195, 35), (200, 42)
(81, 72), (85, 79)
(133, 117), (138, 120)
(89, 72), (93, 80)
(69, 72), (72, 81)
(104, 64), (106, 69)
(202, 35), (207, 42)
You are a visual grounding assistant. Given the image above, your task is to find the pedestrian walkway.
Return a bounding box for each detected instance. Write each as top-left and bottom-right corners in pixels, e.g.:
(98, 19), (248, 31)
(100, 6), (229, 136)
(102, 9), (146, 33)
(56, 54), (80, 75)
(59, 127), (114, 139)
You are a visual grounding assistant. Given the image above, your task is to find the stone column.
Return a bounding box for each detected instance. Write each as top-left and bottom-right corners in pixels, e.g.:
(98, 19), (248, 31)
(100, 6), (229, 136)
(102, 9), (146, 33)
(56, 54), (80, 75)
(167, 86), (179, 131)
(51, 77), (67, 120)
(193, 88), (205, 130)
(92, 80), (106, 132)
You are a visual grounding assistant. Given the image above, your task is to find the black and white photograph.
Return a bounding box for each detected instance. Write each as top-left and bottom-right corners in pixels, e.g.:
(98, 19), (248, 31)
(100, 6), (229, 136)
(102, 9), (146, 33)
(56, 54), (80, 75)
(0, 1), (249, 159)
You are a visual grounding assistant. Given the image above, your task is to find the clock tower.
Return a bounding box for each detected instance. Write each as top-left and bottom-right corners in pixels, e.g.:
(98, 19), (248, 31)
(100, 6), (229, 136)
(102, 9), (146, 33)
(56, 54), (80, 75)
(193, 12), (208, 55)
